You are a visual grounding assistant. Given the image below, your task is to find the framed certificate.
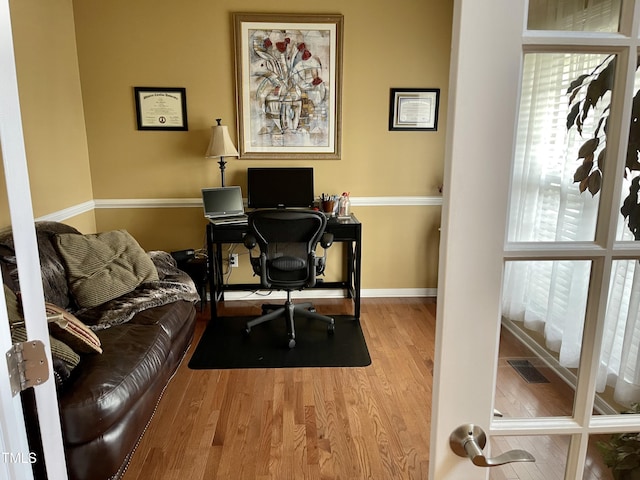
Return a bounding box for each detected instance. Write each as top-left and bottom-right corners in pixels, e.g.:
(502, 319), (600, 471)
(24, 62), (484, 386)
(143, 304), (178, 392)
(134, 87), (188, 131)
(389, 88), (440, 131)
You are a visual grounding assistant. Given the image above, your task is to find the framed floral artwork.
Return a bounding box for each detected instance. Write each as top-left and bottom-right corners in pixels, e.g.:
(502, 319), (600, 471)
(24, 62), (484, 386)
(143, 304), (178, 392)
(233, 13), (343, 159)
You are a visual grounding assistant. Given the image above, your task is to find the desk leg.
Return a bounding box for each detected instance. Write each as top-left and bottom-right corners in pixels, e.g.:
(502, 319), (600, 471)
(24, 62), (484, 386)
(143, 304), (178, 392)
(354, 235), (362, 320)
(206, 224), (218, 320)
(346, 242), (354, 300)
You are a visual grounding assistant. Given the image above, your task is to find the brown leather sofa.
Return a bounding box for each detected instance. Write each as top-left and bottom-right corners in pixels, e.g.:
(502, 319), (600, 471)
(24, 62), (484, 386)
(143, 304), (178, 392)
(1, 222), (199, 480)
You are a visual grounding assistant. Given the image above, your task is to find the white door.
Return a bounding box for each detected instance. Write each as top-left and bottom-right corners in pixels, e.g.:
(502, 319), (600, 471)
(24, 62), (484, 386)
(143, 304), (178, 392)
(432, 0), (640, 479)
(0, 0), (67, 478)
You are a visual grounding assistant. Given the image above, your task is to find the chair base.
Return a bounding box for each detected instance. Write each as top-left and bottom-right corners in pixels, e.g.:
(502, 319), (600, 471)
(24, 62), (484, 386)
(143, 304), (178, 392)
(245, 294), (334, 349)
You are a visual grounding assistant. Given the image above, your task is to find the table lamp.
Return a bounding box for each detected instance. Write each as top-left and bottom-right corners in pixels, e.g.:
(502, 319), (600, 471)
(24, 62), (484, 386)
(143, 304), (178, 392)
(205, 118), (239, 187)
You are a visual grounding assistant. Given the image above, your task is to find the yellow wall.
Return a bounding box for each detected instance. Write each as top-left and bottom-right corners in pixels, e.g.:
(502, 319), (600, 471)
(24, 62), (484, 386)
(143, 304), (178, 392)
(7, 0), (452, 291)
(6, 0), (95, 229)
(72, 0), (451, 199)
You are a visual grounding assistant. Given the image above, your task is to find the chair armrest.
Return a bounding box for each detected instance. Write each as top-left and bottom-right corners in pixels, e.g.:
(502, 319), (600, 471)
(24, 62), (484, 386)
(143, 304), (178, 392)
(320, 233), (334, 249)
(243, 234), (257, 250)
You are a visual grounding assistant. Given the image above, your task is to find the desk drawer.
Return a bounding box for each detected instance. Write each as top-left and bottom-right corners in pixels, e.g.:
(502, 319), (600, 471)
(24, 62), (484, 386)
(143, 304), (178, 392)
(209, 225), (246, 243)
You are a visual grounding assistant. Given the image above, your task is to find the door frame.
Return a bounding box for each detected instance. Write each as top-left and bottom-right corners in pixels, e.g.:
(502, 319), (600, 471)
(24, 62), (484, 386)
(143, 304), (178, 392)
(0, 0), (67, 478)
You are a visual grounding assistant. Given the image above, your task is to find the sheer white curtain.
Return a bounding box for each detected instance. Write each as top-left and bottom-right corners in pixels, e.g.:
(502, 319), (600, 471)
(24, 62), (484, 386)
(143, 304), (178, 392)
(599, 259), (640, 405)
(503, 45), (640, 406)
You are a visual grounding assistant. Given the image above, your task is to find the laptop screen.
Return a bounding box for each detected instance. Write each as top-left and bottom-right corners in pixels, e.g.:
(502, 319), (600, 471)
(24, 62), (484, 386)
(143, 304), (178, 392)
(201, 186), (245, 218)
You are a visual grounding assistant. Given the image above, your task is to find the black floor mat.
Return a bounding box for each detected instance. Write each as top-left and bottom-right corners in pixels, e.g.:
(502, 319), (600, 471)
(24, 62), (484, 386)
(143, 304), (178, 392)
(507, 359), (550, 383)
(188, 315), (371, 369)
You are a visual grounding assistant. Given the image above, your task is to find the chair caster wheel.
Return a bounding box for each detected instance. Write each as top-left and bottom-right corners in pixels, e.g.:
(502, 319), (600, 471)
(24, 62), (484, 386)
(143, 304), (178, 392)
(288, 338), (296, 349)
(244, 327), (251, 336)
(328, 323), (335, 335)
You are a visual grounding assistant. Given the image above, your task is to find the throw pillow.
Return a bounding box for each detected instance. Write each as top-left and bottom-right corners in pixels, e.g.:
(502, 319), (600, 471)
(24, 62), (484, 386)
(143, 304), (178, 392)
(45, 303), (102, 354)
(5, 286), (80, 383)
(10, 325), (80, 372)
(4, 284), (22, 325)
(55, 230), (159, 308)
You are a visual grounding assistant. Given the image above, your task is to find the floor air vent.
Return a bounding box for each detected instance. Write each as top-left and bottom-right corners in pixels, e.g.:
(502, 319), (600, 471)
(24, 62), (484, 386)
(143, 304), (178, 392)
(507, 359), (550, 384)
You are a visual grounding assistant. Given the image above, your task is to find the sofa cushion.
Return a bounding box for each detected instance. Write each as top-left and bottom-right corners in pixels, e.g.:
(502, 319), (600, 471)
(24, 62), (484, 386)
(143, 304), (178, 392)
(127, 299), (196, 342)
(59, 320), (172, 445)
(45, 303), (102, 354)
(55, 230), (159, 308)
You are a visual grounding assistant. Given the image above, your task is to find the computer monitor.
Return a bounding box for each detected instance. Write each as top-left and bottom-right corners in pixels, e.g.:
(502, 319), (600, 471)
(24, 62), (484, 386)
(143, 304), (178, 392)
(247, 167), (314, 209)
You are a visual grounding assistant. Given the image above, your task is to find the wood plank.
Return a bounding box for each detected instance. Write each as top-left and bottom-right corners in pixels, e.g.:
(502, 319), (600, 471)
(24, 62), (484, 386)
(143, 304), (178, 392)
(121, 298), (609, 480)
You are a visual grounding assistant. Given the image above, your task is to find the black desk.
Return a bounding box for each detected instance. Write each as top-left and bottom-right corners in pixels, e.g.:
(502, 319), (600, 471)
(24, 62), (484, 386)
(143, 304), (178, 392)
(206, 214), (362, 320)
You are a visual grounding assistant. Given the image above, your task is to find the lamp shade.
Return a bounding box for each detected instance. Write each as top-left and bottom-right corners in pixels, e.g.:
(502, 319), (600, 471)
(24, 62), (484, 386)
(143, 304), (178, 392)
(205, 120), (239, 158)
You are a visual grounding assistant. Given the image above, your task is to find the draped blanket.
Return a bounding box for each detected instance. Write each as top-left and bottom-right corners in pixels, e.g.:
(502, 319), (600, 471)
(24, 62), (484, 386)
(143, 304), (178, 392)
(0, 221), (200, 332)
(75, 251), (200, 331)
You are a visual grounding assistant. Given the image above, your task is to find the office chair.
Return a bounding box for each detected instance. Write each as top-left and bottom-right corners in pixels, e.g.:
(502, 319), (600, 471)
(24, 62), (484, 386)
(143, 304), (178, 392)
(243, 209), (335, 348)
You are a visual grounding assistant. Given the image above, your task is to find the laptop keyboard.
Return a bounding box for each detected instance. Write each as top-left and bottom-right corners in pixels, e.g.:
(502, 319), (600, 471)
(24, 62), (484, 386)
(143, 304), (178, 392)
(209, 215), (248, 225)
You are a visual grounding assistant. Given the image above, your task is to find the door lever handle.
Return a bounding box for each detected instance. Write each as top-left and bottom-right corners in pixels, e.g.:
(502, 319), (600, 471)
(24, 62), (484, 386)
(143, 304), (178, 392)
(449, 424), (535, 467)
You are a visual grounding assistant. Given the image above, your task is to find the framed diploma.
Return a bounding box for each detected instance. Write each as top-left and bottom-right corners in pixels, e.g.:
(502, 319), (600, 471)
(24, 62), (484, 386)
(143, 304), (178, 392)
(388, 88), (440, 131)
(134, 87), (188, 131)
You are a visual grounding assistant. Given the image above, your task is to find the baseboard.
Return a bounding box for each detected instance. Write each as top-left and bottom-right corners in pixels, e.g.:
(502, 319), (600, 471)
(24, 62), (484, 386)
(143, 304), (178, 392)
(501, 318), (617, 415)
(219, 288), (437, 301)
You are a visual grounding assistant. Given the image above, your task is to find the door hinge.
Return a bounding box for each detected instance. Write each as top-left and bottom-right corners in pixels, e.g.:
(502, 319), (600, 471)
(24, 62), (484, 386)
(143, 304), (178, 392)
(6, 340), (49, 397)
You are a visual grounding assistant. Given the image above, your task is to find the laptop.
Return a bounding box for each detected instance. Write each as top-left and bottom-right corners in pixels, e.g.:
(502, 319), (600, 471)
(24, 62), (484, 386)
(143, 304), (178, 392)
(201, 186), (248, 224)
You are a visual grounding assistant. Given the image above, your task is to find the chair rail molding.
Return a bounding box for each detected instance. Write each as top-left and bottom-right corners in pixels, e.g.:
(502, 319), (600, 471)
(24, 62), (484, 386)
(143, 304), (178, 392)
(93, 195), (443, 210)
(36, 196), (443, 220)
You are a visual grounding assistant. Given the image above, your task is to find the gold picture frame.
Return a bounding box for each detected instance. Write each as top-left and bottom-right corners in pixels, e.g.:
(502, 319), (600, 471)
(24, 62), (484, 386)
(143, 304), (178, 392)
(233, 13), (343, 159)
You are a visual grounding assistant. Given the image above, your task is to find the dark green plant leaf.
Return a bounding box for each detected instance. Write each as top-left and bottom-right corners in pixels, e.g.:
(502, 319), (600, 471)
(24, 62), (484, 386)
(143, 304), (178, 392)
(574, 162), (592, 182)
(588, 170), (602, 195)
(580, 57), (616, 125)
(629, 90), (640, 141)
(628, 208), (640, 239)
(597, 148), (606, 171)
(567, 102), (581, 130)
(595, 115), (606, 138)
(579, 138), (599, 158)
(566, 73), (590, 95)
(622, 178), (640, 217)
(579, 176), (589, 193)
(623, 179), (640, 239)
(627, 149), (640, 171)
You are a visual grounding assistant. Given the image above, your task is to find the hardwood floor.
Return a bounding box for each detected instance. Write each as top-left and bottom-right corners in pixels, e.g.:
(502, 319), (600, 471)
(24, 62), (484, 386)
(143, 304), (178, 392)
(122, 298), (435, 480)
(122, 297), (612, 480)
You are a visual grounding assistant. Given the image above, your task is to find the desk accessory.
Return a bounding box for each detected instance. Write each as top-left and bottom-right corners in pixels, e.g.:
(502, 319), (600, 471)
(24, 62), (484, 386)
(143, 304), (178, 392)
(321, 194), (336, 216)
(205, 118), (239, 186)
(338, 192), (351, 217)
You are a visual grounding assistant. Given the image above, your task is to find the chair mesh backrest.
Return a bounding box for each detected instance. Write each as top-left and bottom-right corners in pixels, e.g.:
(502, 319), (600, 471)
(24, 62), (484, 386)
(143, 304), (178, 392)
(249, 209), (326, 287)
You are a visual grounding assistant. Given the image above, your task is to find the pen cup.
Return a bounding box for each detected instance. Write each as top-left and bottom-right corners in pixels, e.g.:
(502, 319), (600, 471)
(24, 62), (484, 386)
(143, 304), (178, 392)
(321, 200), (335, 216)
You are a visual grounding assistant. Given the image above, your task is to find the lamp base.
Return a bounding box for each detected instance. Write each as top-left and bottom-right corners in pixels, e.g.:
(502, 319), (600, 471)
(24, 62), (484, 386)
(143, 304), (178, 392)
(218, 157), (227, 187)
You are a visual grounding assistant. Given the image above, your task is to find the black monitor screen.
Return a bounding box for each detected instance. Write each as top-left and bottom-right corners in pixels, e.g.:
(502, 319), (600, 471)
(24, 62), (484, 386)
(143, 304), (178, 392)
(247, 167), (314, 209)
